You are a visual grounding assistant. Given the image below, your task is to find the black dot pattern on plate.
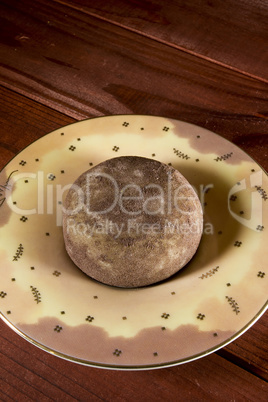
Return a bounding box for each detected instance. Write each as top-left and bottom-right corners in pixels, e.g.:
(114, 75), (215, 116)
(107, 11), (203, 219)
(234, 241), (242, 247)
(85, 315), (94, 323)
(0, 116), (267, 369)
(48, 174), (56, 181)
(255, 186), (268, 201)
(230, 195), (237, 201)
(12, 244), (24, 261)
(199, 266), (219, 279)
(30, 286), (41, 304)
(161, 313), (170, 319)
(226, 296), (240, 315)
(214, 152), (233, 162)
(173, 148), (190, 160)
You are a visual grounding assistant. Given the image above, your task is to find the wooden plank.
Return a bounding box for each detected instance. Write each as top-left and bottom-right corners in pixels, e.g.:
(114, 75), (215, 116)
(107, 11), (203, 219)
(0, 86), (267, 382)
(0, 0), (267, 169)
(0, 322), (101, 401)
(1, 320), (268, 401)
(0, 86), (74, 167)
(218, 312), (268, 381)
(57, 0), (268, 82)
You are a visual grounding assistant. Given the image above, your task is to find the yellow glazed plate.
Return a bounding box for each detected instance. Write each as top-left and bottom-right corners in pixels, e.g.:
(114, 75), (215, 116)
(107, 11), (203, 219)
(0, 115), (267, 370)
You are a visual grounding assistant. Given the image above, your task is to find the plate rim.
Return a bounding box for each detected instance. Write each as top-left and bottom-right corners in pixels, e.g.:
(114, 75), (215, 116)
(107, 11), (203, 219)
(0, 114), (267, 370)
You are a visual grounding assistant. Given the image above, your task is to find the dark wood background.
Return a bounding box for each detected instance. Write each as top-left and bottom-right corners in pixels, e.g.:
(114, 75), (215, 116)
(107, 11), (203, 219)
(0, 0), (267, 399)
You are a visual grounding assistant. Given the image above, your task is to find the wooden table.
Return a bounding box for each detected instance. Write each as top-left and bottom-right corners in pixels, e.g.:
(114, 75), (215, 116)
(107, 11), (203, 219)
(0, 0), (267, 399)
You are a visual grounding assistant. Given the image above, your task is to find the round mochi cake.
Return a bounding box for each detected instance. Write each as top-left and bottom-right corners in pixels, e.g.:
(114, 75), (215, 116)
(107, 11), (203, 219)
(62, 156), (203, 288)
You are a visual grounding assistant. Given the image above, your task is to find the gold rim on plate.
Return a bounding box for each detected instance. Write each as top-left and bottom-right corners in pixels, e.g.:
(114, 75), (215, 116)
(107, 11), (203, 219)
(0, 115), (267, 370)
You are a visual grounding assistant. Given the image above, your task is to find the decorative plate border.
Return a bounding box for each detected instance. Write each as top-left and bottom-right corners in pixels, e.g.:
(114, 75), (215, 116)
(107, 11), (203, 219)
(0, 115), (267, 370)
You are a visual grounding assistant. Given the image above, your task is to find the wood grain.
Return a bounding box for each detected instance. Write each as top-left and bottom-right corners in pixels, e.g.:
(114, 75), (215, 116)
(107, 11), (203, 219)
(219, 312), (268, 381)
(0, 0), (267, 164)
(0, 87), (74, 165)
(0, 86), (267, 386)
(57, 0), (268, 83)
(1, 321), (268, 401)
(0, 0), (268, 397)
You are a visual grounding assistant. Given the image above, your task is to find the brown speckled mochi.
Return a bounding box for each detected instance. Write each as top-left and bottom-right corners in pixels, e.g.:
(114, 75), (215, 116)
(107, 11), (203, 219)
(62, 156), (203, 288)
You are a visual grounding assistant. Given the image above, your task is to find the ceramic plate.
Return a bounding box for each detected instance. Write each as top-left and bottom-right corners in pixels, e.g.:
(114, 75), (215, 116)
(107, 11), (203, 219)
(0, 115), (267, 370)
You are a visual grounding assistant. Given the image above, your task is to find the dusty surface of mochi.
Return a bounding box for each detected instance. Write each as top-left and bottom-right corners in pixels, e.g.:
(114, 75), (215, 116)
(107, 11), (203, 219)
(62, 156), (203, 287)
